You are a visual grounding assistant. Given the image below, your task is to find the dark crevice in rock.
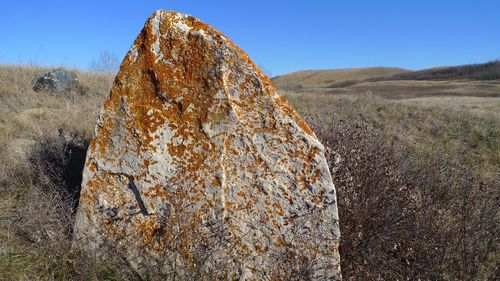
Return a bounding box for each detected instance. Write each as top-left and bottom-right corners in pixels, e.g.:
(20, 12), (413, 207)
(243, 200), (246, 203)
(197, 117), (209, 139)
(148, 69), (161, 96)
(148, 69), (184, 115)
(126, 175), (149, 216)
(172, 99), (183, 114)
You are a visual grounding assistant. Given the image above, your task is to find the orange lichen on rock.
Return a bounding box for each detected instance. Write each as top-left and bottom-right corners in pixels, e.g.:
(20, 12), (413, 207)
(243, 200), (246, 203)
(73, 10), (340, 280)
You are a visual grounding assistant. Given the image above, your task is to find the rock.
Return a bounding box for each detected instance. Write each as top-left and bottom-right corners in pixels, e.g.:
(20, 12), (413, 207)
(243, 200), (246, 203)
(32, 69), (79, 92)
(74, 10), (341, 280)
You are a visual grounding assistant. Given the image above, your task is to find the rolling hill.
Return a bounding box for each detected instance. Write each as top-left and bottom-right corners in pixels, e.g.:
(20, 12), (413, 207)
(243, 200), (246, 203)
(272, 61), (500, 99)
(272, 67), (408, 91)
(370, 60), (500, 81)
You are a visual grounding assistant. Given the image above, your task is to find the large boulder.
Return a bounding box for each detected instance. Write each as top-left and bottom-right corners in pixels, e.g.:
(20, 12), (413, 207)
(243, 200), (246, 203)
(32, 69), (79, 92)
(74, 10), (341, 280)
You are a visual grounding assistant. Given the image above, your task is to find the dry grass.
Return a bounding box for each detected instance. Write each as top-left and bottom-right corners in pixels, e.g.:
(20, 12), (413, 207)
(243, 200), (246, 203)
(344, 79), (500, 99)
(0, 65), (112, 140)
(1, 64), (499, 280)
(277, 77), (500, 99)
(398, 96), (500, 117)
(0, 65), (123, 280)
(287, 92), (499, 178)
(286, 92), (499, 280)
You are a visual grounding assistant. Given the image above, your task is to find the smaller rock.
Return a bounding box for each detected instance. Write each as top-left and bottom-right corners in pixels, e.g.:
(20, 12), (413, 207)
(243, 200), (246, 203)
(32, 69), (79, 92)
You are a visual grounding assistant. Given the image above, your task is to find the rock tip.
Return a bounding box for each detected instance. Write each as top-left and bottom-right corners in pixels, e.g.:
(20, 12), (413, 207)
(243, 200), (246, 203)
(148, 9), (190, 20)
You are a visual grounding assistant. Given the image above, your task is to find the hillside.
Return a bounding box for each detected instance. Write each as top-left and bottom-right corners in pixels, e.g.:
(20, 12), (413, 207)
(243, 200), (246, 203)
(273, 61), (500, 99)
(370, 60), (500, 81)
(272, 67), (408, 91)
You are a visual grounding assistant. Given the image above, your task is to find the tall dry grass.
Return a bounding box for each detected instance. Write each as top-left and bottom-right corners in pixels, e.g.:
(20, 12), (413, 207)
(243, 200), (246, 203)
(287, 91), (499, 280)
(0, 64), (498, 280)
(0, 65), (132, 280)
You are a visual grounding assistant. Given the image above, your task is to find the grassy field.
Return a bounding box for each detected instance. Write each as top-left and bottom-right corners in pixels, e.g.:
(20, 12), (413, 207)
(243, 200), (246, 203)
(0, 64), (498, 280)
(399, 96), (500, 117)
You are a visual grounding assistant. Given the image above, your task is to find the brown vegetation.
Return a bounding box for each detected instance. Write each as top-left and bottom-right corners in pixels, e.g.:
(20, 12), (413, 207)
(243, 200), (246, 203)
(1, 65), (499, 280)
(0, 65), (123, 280)
(289, 93), (499, 280)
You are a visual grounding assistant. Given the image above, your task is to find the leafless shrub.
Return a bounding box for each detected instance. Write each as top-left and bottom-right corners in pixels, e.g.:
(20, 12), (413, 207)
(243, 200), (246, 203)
(303, 100), (499, 280)
(28, 129), (90, 212)
(399, 154), (499, 280)
(307, 114), (417, 280)
(1, 127), (145, 280)
(88, 51), (120, 74)
(7, 172), (138, 280)
(141, 188), (240, 280)
(267, 208), (341, 281)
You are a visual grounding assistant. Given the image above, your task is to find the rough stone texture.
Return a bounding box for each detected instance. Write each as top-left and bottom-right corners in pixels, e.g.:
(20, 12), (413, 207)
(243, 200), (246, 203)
(32, 69), (79, 92)
(74, 10), (341, 280)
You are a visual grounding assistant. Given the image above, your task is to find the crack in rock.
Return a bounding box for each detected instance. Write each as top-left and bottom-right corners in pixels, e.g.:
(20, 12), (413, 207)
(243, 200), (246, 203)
(125, 175), (149, 216)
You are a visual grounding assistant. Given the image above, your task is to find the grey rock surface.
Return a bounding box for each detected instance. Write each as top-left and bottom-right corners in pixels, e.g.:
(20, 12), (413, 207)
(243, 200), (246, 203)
(32, 69), (79, 92)
(74, 10), (341, 280)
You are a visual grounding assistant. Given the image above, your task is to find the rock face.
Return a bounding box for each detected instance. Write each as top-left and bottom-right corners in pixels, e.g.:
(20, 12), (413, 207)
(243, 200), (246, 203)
(32, 69), (79, 92)
(74, 10), (341, 280)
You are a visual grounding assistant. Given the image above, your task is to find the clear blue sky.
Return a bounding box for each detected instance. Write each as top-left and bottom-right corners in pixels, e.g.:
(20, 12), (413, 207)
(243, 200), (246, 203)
(1, 0), (499, 75)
